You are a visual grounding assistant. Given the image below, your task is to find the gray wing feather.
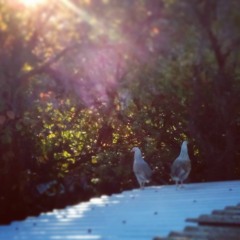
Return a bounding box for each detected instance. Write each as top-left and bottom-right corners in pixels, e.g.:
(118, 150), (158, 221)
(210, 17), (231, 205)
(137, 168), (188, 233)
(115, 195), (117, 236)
(171, 159), (191, 180)
(134, 161), (152, 180)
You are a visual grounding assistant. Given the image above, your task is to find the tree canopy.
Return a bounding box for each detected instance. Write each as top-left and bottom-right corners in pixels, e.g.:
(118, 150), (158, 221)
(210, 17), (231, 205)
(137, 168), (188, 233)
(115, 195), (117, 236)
(0, 0), (240, 223)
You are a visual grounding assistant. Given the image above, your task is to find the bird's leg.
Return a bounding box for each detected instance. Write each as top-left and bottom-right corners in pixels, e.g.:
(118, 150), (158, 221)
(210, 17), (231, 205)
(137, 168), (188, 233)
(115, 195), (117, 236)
(175, 181), (179, 190)
(180, 180), (185, 188)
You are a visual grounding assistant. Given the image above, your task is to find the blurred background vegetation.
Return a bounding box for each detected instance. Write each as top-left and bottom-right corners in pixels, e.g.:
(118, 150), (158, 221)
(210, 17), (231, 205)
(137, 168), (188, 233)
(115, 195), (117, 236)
(0, 0), (240, 223)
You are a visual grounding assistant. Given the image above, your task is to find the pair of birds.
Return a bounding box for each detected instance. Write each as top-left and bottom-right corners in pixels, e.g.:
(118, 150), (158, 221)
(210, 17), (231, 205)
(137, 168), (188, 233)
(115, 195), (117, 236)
(131, 141), (191, 189)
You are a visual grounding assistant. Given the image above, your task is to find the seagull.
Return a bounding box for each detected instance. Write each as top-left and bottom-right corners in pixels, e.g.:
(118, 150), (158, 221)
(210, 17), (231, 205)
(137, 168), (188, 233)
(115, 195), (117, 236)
(131, 147), (152, 189)
(171, 141), (191, 188)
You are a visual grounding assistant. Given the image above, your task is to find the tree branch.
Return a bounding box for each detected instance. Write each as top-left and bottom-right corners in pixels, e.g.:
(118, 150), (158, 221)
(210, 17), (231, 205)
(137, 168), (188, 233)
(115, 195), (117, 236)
(18, 43), (81, 83)
(192, 2), (226, 71)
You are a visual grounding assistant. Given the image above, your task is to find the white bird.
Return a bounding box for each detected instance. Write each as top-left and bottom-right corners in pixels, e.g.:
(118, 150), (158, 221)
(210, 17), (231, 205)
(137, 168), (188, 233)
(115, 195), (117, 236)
(171, 141), (191, 188)
(131, 147), (152, 189)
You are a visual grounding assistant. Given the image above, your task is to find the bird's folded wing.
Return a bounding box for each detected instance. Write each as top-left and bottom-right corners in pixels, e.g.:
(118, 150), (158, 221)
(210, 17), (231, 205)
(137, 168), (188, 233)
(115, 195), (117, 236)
(134, 161), (152, 177)
(171, 159), (191, 176)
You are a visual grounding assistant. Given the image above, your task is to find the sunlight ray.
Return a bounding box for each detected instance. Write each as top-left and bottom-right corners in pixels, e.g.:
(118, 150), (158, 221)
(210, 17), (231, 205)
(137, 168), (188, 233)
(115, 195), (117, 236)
(60, 0), (104, 29)
(18, 0), (46, 7)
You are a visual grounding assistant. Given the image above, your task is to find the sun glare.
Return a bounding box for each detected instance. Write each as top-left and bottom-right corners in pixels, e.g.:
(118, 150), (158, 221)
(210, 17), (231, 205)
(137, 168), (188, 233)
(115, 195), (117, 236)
(20, 0), (45, 7)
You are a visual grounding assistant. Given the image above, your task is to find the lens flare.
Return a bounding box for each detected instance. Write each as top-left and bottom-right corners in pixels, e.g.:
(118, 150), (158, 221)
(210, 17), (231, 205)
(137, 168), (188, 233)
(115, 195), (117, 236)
(19, 0), (45, 7)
